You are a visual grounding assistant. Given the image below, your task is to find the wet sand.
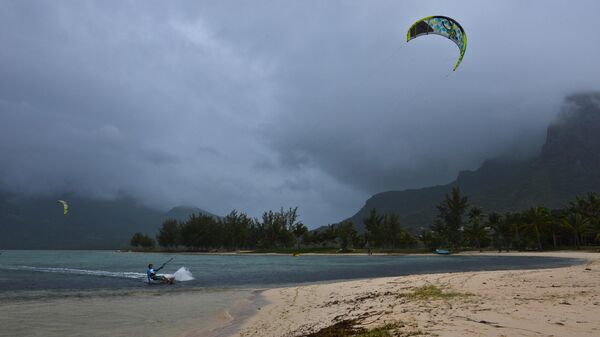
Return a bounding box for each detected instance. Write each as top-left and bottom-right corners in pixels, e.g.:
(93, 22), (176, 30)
(0, 288), (251, 337)
(230, 252), (600, 337)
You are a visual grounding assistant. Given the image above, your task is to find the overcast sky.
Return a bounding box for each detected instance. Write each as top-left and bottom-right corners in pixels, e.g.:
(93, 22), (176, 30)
(1, 1), (599, 226)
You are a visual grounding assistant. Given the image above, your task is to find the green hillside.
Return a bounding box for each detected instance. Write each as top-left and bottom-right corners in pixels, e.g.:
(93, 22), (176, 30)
(0, 193), (217, 249)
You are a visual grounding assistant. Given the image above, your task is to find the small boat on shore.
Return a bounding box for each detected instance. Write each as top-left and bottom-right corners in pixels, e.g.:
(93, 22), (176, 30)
(435, 249), (451, 255)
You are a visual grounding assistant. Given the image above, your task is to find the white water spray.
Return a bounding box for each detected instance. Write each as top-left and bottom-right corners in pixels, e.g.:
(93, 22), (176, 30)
(172, 267), (194, 281)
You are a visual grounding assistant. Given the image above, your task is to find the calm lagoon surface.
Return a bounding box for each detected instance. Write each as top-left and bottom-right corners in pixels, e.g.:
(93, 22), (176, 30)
(0, 250), (583, 337)
(0, 250), (582, 293)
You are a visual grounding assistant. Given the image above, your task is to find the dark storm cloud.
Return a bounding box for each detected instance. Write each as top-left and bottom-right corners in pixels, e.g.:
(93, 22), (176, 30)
(258, 0), (600, 193)
(0, 1), (599, 226)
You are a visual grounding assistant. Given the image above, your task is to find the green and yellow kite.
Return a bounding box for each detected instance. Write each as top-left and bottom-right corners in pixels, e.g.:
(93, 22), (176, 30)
(407, 16), (467, 71)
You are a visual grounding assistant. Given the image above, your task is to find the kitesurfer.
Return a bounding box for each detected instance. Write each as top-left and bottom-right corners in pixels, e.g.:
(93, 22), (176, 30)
(147, 263), (169, 283)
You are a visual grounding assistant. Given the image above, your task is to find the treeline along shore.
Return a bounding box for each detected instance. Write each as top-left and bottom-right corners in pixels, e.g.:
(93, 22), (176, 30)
(129, 188), (600, 253)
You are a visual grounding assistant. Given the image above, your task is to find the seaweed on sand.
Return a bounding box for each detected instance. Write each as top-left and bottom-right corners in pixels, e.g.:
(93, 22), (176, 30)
(297, 320), (365, 337)
(295, 321), (423, 337)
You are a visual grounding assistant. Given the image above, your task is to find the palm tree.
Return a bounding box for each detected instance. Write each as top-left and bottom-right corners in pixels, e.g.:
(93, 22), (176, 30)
(336, 221), (357, 251)
(571, 193), (600, 243)
(435, 187), (469, 249)
(522, 207), (551, 251)
(364, 209), (388, 248)
(464, 207), (487, 251)
(292, 223), (308, 249)
(561, 213), (591, 249)
(383, 213), (406, 249)
(487, 212), (509, 252)
(548, 209), (565, 249)
(504, 212), (524, 251)
(572, 193), (600, 218)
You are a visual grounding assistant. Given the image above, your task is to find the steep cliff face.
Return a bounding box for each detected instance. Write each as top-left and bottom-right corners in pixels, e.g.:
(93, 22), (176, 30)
(541, 92), (600, 167)
(345, 92), (600, 232)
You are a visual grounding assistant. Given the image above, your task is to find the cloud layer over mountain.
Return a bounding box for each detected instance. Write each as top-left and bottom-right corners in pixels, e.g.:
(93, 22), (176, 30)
(1, 1), (599, 225)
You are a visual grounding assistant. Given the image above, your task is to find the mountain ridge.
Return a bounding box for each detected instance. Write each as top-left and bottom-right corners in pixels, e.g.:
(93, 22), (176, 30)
(342, 92), (600, 232)
(0, 192), (218, 249)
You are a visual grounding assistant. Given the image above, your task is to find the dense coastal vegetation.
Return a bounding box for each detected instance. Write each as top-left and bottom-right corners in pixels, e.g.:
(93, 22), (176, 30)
(130, 189), (600, 253)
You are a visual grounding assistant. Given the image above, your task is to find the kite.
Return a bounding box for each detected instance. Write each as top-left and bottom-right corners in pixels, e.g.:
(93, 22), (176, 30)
(407, 16), (467, 71)
(56, 200), (69, 215)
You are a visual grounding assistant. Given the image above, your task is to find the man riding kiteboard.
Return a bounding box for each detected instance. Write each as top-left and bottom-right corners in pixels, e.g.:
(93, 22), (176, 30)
(146, 259), (174, 284)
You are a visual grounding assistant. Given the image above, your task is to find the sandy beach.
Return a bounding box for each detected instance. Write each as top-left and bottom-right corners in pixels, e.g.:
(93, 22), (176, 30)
(229, 252), (600, 337)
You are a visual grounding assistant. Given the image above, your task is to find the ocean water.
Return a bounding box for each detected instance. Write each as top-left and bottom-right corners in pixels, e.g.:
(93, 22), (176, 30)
(0, 251), (583, 337)
(0, 250), (582, 294)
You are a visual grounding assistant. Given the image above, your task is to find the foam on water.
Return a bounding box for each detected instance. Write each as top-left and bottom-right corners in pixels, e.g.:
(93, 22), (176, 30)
(1, 265), (146, 279)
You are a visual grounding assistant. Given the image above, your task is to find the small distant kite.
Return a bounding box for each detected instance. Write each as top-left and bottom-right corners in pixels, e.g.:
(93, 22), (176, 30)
(407, 16), (467, 71)
(56, 200), (69, 215)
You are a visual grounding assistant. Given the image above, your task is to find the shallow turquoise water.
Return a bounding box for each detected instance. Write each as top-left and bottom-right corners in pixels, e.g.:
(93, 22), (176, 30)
(0, 250), (582, 295)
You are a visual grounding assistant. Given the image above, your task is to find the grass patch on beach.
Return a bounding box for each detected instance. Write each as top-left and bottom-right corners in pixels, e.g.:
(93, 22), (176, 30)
(404, 284), (471, 300)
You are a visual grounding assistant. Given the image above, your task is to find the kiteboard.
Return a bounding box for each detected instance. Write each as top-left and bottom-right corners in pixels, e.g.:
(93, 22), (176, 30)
(148, 274), (175, 285)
